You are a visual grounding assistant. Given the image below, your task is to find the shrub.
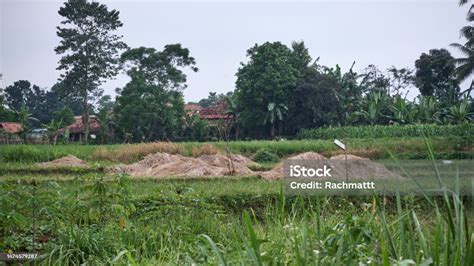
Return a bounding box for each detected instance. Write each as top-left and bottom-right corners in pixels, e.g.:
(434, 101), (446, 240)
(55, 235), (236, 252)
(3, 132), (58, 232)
(252, 148), (279, 163)
(191, 144), (219, 157)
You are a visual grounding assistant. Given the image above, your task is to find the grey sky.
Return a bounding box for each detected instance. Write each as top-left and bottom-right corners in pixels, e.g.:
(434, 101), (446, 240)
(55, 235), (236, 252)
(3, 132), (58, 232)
(0, 0), (469, 102)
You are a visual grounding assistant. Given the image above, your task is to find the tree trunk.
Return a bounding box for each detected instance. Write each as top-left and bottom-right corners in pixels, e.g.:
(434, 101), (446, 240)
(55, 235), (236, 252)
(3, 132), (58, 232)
(270, 124), (275, 139)
(82, 95), (89, 145)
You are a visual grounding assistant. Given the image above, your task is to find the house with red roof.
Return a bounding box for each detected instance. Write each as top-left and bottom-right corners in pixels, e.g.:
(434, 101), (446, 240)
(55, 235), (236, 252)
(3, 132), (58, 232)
(0, 122), (23, 144)
(58, 116), (101, 142)
(185, 101), (232, 124)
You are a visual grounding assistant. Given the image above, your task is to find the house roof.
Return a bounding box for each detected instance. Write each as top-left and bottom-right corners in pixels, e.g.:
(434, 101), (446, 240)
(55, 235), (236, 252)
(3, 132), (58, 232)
(0, 122), (23, 133)
(184, 103), (203, 116)
(199, 101), (232, 120)
(60, 116), (101, 134)
(184, 103), (202, 111)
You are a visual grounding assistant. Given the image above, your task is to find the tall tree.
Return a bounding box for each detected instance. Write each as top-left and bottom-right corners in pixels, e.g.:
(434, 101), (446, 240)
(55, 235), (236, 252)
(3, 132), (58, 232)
(235, 42), (301, 138)
(287, 65), (342, 133)
(115, 45), (197, 141)
(4, 80), (33, 113)
(119, 45), (197, 89)
(55, 0), (126, 143)
(4, 80), (54, 125)
(50, 82), (86, 116)
(360, 65), (390, 95)
(322, 63), (365, 126)
(415, 49), (460, 105)
(387, 67), (414, 97)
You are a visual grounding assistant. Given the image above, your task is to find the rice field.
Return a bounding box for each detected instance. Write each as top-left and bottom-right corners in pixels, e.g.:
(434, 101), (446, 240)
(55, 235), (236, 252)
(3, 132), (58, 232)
(0, 138), (473, 265)
(0, 136), (473, 164)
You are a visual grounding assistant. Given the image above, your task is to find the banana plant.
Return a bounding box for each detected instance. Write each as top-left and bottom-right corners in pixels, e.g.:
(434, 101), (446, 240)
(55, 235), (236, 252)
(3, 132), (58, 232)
(356, 92), (390, 125)
(390, 96), (415, 124)
(446, 96), (473, 124)
(43, 119), (64, 145)
(15, 105), (39, 142)
(224, 96), (241, 139)
(416, 96), (441, 124)
(264, 102), (288, 138)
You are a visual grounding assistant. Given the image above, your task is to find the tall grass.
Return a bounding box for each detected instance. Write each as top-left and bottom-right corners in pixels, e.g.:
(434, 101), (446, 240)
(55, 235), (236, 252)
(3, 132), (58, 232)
(1, 137), (472, 163)
(0, 144), (97, 163)
(297, 123), (473, 139)
(91, 142), (184, 162)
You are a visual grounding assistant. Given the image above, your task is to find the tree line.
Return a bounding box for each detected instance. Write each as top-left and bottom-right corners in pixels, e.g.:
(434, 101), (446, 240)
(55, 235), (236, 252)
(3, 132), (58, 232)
(0, 0), (473, 143)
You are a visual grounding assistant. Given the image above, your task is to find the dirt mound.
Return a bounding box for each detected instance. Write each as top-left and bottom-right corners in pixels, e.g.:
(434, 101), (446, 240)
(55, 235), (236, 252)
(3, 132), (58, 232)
(330, 154), (369, 160)
(259, 152), (327, 180)
(260, 152), (403, 180)
(114, 152), (258, 177)
(36, 155), (89, 168)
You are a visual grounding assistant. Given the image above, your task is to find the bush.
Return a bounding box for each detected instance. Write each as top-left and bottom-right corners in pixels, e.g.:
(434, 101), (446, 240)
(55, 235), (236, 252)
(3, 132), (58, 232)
(252, 148), (279, 163)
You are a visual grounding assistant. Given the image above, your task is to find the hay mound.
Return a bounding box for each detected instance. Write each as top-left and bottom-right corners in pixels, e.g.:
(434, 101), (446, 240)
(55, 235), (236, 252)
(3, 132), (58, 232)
(114, 152), (258, 177)
(260, 152), (327, 180)
(260, 152), (404, 180)
(289, 152), (328, 160)
(36, 155), (88, 168)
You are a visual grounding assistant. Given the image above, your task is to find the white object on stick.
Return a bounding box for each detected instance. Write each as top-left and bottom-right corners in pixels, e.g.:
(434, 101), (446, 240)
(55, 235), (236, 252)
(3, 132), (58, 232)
(334, 139), (346, 151)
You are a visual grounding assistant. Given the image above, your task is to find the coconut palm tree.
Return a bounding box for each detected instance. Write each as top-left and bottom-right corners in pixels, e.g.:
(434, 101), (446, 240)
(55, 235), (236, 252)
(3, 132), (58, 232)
(450, 42), (474, 85)
(451, 0), (474, 94)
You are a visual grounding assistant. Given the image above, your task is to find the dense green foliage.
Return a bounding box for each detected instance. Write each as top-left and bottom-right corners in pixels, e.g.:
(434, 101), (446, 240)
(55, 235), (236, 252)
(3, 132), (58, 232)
(234, 41), (472, 139)
(114, 45), (198, 142)
(2, 81), (82, 125)
(297, 123), (473, 139)
(415, 49), (459, 104)
(235, 42), (303, 138)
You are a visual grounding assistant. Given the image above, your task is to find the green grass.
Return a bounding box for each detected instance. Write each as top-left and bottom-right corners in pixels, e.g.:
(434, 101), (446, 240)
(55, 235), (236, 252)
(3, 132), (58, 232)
(0, 175), (472, 265)
(1, 136), (473, 164)
(0, 138), (473, 265)
(0, 144), (98, 163)
(297, 123), (473, 139)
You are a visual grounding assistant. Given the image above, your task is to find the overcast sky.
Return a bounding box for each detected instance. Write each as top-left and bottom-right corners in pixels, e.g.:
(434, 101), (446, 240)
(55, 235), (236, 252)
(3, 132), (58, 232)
(0, 0), (470, 102)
